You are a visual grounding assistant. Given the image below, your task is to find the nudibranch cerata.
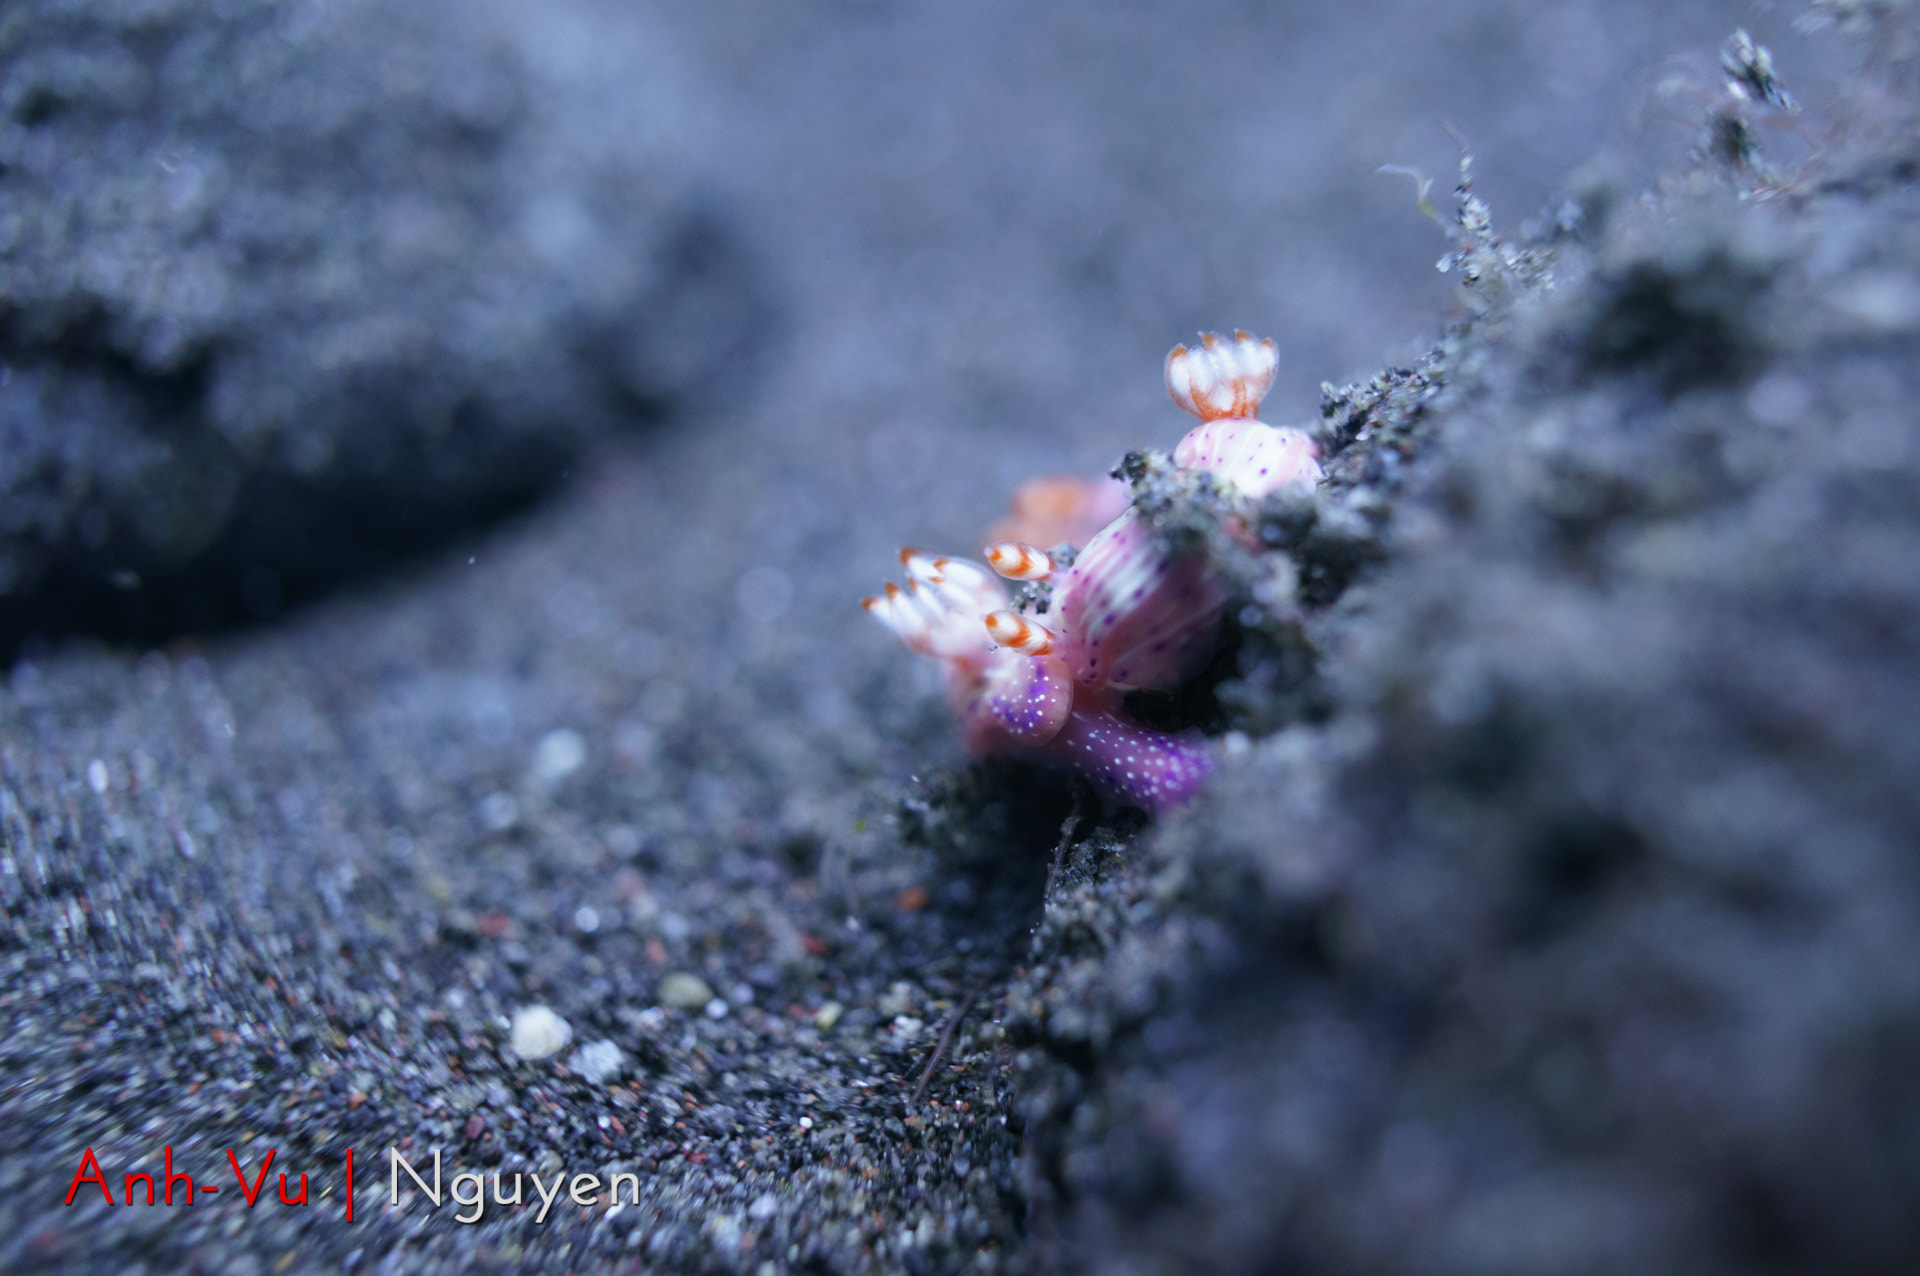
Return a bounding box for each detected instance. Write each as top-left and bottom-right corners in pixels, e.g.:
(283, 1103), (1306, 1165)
(863, 330), (1322, 815)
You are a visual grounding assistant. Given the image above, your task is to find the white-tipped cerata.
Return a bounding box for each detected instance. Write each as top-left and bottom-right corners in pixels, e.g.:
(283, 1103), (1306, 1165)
(897, 547), (1004, 615)
(864, 550), (1009, 662)
(1165, 330), (1278, 422)
(983, 542), (1054, 582)
(984, 610), (1058, 657)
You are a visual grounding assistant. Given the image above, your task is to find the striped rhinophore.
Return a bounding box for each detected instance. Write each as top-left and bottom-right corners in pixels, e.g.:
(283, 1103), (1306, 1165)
(984, 609), (1058, 657)
(984, 542), (1054, 582)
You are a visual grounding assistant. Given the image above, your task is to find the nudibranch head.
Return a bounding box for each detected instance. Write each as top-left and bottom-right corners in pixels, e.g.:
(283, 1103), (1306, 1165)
(1165, 329), (1278, 422)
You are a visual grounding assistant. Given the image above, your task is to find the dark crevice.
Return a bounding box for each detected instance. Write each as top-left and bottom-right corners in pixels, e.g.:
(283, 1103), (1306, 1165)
(0, 199), (776, 662)
(1, 426), (571, 662)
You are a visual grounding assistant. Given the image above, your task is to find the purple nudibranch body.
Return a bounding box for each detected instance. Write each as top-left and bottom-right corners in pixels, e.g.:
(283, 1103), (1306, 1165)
(863, 329), (1319, 814)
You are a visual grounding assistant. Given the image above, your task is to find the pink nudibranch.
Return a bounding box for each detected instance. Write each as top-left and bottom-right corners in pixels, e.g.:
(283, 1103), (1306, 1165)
(863, 328), (1321, 815)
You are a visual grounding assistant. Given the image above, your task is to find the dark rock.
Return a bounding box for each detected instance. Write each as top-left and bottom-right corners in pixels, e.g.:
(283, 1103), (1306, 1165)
(1016, 24), (1920, 1274)
(0, 0), (768, 650)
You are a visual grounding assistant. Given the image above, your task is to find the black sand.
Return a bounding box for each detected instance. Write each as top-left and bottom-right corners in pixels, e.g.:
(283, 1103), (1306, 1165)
(4, 3), (1917, 1272)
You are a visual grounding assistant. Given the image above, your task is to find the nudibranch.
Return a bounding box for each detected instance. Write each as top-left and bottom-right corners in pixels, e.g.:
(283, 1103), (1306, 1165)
(864, 330), (1321, 815)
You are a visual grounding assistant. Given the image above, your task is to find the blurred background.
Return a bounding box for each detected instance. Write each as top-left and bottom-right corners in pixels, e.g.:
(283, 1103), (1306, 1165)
(1, 0), (1828, 659)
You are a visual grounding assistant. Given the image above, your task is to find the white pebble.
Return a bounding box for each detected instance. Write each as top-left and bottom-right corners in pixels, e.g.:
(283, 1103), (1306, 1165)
(570, 1039), (625, 1084)
(532, 728), (587, 781)
(658, 972), (714, 1009)
(509, 1005), (572, 1060)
